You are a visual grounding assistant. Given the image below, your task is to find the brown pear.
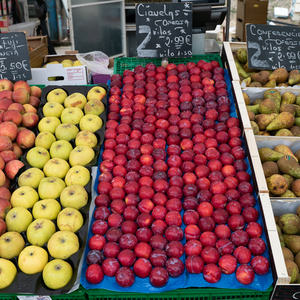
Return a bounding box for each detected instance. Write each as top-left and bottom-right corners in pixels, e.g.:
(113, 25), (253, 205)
(262, 161), (279, 178)
(280, 104), (296, 116)
(288, 70), (300, 86)
(263, 89), (281, 111)
(275, 129), (294, 136)
(259, 98), (278, 114)
(273, 145), (298, 162)
(258, 131), (271, 136)
(284, 234), (300, 255)
(292, 179), (300, 196)
(290, 126), (300, 136)
(266, 174), (288, 195)
(285, 259), (299, 283)
(282, 247), (294, 261)
(294, 149), (300, 161)
(255, 113), (277, 130)
(242, 93), (251, 105)
(266, 112), (295, 131)
(277, 156), (300, 179)
(277, 82), (289, 87)
(251, 71), (271, 85)
(269, 68), (289, 83)
(249, 82), (262, 87)
(281, 92), (296, 105)
(248, 111), (255, 121)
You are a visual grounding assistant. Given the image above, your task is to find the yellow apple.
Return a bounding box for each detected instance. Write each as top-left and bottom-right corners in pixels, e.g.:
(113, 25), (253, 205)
(11, 186), (39, 208)
(84, 99), (105, 116)
(38, 177), (66, 200)
(43, 158), (70, 179)
(87, 86), (107, 101)
(38, 116), (61, 134)
(27, 218), (56, 246)
(55, 123), (79, 141)
(47, 88), (68, 104)
(50, 140), (73, 160)
(73, 60), (82, 66)
(79, 114), (103, 132)
(69, 145), (95, 167)
(61, 59), (73, 67)
(75, 130), (98, 148)
(42, 259), (73, 289)
(47, 231), (79, 259)
(61, 107), (84, 125)
(0, 258), (17, 289)
(65, 166), (90, 187)
(5, 207), (33, 232)
(57, 207), (84, 232)
(18, 245), (48, 274)
(60, 185), (88, 210)
(26, 146), (50, 169)
(18, 167), (45, 189)
(32, 199), (61, 220)
(42, 102), (64, 118)
(35, 131), (56, 149)
(0, 231), (25, 259)
(64, 93), (87, 109)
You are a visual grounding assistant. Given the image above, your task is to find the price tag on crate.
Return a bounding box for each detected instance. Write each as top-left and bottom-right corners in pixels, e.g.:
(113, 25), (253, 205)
(135, 2), (193, 58)
(246, 23), (300, 71)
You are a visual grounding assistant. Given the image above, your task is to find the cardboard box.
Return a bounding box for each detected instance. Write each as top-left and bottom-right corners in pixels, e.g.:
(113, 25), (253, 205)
(27, 36), (48, 68)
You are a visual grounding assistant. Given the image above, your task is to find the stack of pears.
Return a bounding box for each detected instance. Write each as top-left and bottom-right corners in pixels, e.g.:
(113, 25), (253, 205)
(259, 144), (300, 197)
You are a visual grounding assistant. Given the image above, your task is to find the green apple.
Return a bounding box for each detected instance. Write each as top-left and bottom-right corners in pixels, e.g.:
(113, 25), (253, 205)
(57, 207), (84, 233)
(18, 245), (48, 274)
(47, 88), (68, 104)
(69, 145), (95, 167)
(64, 92), (87, 109)
(11, 186), (39, 208)
(18, 167), (45, 189)
(27, 218), (56, 246)
(32, 199), (61, 220)
(55, 123), (79, 141)
(43, 158), (70, 179)
(0, 231), (25, 259)
(38, 116), (61, 134)
(60, 107), (84, 125)
(5, 207), (33, 232)
(35, 132), (56, 149)
(65, 166), (90, 187)
(60, 185), (88, 210)
(42, 101), (64, 118)
(26, 146), (50, 169)
(79, 114), (103, 132)
(50, 140), (73, 160)
(0, 258), (17, 289)
(47, 231), (79, 259)
(87, 86), (107, 101)
(38, 177), (66, 200)
(75, 130), (98, 148)
(42, 259), (73, 290)
(84, 99), (105, 115)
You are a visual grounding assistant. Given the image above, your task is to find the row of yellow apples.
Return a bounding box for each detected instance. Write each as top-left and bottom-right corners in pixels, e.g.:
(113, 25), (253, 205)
(44, 59), (84, 68)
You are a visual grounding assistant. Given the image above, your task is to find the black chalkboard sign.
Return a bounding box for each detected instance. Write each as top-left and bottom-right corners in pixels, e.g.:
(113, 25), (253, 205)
(272, 284), (300, 300)
(135, 2), (193, 58)
(0, 32), (31, 81)
(246, 24), (300, 71)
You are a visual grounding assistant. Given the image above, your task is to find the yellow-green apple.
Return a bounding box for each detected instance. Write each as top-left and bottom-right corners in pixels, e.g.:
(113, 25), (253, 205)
(0, 198), (11, 219)
(35, 132), (56, 149)
(47, 88), (68, 104)
(11, 186), (39, 208)
(0, 135), (13, 151)
(38, 116), (61, 134)
(0, 90), (13, 100)
(0, 79), (13, 91)
(0, 156), (4, 169)
(42, 102), (64, 118)
(18, 245), (48, 274)
(23, 103), (37, 114)
(38, 176), (66, 200)
(18, 167), (45, 189)
(87, 86), (107, 101)
(61, 107), (84, 125)
(57, 207), (84, 232)
(13, 80), (31, 93)
(4, 159), (24, 180)
(26, 146), (50, 169)
(7, 102), (25, 114)
(0, 98), (13, 110)
(0, 218), (6, 235)
(64, 92), (87, 109)
(16, 128), (36, 149)
(49, 140), (73, 160)
(0, 169), (5, 186)
(0, 231), (25, 259)
(42, 259), (73, 289)
(22, 112), (39, 129)
(84, 99), (105, 116)
(60, 185), (88, 210)
(12, 143), (23, 159)
(0, 150), (17, 163)
(5, 206), (33, 232)
(0, 187), (11, 200)
(55, 123), (79, 141)
(0, 121), (18, 140)
(69, 145), (95, 167)
(12, 88), (29, 104)
(27, 218), (56, 246)
(30, 85), (42, 98)
(80, 114), (103, 132)
(28, 95), (41, 108)
(0, 258), (17, 289)
(75, 130), (98, 148)
(2, 110), (22, 126)
(61, 59), (73, 67)
(65, 165), (90, 187)
(32, 199), (61, 220)
(47, 231), (79, 259)
(43, 158), (70, 179)
(73, 60), (82, 66)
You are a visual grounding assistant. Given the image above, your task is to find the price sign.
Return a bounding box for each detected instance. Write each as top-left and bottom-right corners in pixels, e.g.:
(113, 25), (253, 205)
(246, 24), (300, 71)
(135, 2), (193, 58)
(0, 32), (31, 81)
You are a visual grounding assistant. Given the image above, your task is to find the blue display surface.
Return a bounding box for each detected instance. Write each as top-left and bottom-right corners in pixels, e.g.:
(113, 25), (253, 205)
(81, 70), (273, 293)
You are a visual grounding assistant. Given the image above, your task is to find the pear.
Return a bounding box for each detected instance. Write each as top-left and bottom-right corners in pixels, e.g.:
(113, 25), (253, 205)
(251, 71), (271, 85)
(262, 161), (279, 178)
(280, 104), (296, 116)
(248, 111), (255, 121)
(234, 56), (249, 78)
(277, 82), (289, 87)
(242, 93), (251, 105)
(275, 129), (294, 136)
(243, 62), (256, 73)
(249, 82), (262, 87)
(258, 147), (284, 163)
(266, 174), (288, 196)
(236, 48), (247, 64)
(263, 89), (281, 111)
(252, 98), (263, 105)
(241, 77), (251, 87)
(281, 92), (296, 105)
(294, 117), (300, 127)
(293, 105), (300, 117)
(282, 174), (294, 190)
(255, 113), (277, 131)
(250, 121), (259, 135)
(277, 155), (300, 179)
(281, 190), (297, 198)
(269, 68), (289, 83)
(246, 104), (260, 115)
(263, 79), (276, 87)
(259, 98), (278, 114)
(273, 145), (298, 162)
(266, 112), (295, 131)
(288, 70), (300, 86)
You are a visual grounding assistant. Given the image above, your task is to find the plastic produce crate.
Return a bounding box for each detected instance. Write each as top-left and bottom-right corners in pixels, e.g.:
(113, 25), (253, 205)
(113, 55), (223, 75)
